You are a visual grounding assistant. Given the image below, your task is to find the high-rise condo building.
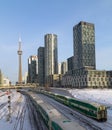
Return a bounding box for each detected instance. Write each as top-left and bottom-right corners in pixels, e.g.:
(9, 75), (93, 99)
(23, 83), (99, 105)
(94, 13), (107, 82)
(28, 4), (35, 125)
(44, 34), (58, 82)
(38, 47), (45, 86)
(27, 55), (38, 83)
(61, 61), (68, 74)
(58, 63), (62, 74)
(58, 62), (67, 74)
(73, 21), (96, 69)
(67, 56), (75, 71)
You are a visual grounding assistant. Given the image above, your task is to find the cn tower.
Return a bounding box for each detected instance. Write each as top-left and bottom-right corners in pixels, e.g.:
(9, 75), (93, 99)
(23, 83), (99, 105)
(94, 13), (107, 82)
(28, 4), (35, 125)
(17, 37), (22, 84)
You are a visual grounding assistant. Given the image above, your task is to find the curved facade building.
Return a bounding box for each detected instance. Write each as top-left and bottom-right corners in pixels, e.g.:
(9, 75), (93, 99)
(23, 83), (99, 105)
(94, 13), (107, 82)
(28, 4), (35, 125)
(44, 34), (58, 82)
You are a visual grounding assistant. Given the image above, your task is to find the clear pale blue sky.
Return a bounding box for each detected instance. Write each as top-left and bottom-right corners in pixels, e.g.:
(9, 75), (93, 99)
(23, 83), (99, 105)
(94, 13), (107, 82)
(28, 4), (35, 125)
(0, 0), (112, 84)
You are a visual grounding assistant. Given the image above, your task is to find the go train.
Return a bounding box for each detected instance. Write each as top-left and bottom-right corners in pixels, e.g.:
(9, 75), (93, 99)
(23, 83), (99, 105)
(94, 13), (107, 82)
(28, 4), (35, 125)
(38, 90), (107, 121)
(20, 90), (85, 130)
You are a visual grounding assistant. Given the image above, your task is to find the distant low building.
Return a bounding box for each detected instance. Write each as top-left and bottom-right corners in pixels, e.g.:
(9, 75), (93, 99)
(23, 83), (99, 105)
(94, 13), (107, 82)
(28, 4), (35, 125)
(62, 67), (112, 88)
(0, 70), (10, 87)
(23, 72), (28, 84)
(3, 77), (10, 87)
(0, 70), (3, 87)
(47, 74), (63, 87)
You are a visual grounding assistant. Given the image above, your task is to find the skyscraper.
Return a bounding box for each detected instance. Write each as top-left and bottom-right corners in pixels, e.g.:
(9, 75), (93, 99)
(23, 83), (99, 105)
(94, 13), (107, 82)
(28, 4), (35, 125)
(38, 47), (45, 86)
(73, 21), (96, 69)
(67, 56), (75, 71)
(44, 34), (58, 82)
(17, 37), (23, 84)
(58, 62), (68, 74)
(27, 56), (38, 83)
(58, 63), (61, 74)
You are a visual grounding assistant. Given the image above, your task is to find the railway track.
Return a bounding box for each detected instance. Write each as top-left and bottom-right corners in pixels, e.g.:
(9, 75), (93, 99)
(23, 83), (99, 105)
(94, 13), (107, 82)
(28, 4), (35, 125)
(13, 95), (26, 130)
(19, 104), (26, 130)
(0, 102), (7, 111)
(12, 92), (47, 130)
(26, 97), (35, 130)
(26, 96), (48, 130)
(38, 93), (111, 130)
(13, 104), (26, 130)
(11, 91), (47, 130)
(0, 90), (47, 130)
(0, 91), (23, 121)
(102, 122), (112, 130)
(0, 103), (9, 120)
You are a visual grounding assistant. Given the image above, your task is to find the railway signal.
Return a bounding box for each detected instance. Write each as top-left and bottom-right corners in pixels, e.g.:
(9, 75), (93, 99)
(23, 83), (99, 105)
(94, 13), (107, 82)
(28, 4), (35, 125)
(7, 89), (11, 121)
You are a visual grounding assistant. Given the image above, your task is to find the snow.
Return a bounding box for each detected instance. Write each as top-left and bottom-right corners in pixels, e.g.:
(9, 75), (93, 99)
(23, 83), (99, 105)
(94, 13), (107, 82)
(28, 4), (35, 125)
(69, 89), (112, 106)
(0, 89), (33, 130)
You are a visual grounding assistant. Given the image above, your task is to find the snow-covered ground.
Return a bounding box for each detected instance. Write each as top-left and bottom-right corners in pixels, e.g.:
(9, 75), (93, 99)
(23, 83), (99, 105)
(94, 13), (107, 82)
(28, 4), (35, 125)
(0, 89), (37, 130)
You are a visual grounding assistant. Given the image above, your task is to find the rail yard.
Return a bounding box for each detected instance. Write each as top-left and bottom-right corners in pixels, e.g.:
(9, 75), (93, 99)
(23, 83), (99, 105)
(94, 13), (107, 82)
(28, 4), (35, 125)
(0, 88), (112, 130)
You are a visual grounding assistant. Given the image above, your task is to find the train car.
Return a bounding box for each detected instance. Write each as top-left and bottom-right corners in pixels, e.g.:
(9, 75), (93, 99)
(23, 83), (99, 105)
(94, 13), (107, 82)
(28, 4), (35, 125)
(42, 90), (56, 98)
(39, 90), (69, 105)
(68, 98), (107, 121)
(51, 117), (81, 130)
(27, 92), (86, 130)
(39, 90), (107, 121)
(54, 94), (70, 106)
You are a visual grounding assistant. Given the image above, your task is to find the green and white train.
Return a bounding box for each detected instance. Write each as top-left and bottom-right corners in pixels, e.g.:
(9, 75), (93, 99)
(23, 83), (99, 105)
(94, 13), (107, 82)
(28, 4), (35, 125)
(20, 91), (85, 130)
(39, 90), (107, 121)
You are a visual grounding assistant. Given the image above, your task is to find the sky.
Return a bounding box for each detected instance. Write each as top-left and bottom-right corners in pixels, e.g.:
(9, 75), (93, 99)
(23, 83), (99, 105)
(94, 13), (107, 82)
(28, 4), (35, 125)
(0, 0), (112, 84)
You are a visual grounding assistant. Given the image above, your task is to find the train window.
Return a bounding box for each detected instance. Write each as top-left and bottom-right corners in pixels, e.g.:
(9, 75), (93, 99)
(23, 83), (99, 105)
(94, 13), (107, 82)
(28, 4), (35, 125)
(89, 110), (94, 113)
(98, 111), (101, 114)
(63, 120), (71, 123)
